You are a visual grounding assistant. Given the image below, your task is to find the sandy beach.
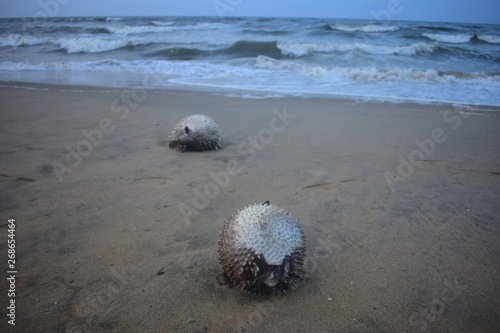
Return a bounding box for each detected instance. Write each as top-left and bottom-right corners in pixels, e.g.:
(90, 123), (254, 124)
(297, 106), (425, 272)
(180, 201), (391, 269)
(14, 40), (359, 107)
(0, 82), (499, 332)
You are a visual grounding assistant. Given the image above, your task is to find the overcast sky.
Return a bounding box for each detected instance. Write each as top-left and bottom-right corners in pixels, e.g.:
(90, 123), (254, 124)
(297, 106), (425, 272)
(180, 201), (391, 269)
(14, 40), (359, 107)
(1, 0), (499, 24)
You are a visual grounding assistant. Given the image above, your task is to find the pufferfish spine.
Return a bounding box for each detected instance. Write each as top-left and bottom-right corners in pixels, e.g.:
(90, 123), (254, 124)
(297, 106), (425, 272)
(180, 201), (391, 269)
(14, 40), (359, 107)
(218, 201), (306, 295)
(168, 114), (221, 151)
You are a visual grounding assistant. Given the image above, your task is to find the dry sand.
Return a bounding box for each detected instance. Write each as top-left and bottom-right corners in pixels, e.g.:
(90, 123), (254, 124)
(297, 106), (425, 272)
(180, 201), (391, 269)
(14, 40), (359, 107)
(0, 83), (499, 332)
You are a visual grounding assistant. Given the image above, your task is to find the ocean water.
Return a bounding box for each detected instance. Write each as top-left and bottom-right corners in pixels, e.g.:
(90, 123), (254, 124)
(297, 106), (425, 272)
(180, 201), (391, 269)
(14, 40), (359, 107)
(0, 16), (499, 106)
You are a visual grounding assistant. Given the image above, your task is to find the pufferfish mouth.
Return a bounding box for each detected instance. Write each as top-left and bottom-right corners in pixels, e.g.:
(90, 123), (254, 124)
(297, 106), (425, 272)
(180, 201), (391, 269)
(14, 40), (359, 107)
(262, 274), (280, 288)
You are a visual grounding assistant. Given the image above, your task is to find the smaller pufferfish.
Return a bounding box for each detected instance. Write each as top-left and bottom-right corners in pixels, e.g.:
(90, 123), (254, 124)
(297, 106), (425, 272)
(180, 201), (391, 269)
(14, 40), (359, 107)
(168, 114), (221, 152)
(218, 201), (306, 295)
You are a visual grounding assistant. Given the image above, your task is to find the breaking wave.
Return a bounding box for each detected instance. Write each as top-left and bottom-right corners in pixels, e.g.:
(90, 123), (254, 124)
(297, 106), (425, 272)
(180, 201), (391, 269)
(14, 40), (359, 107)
(0, 34), (149, 53)
(329, 24), (399, 33)
(151, 20), (174, 26)
(476, 34), (500, 44)
(2, 56), (499, 89)
(0, 34), (46, 47)
(105, 22), (230, 35)
(218, 40), (282, 58)
(277, 41), (436, 57)
(56, 37), (148, 53)
(106, 25), (175, 34)
(255, 55), (500, 85)
(423, 33), (473, 43)
(423, 33), (500, 44)
(150, 40), (440, 59)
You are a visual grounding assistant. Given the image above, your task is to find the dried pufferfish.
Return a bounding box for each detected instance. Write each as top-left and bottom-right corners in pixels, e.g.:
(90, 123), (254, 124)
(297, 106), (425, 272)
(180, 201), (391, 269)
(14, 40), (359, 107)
(168, 114), (221, 151)
(218, 201), (306, 295)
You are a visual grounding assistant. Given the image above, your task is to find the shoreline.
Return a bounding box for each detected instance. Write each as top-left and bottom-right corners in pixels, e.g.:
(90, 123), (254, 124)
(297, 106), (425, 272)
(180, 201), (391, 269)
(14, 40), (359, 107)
(1, 77), (500, 111)
(0, 83), (499, 332)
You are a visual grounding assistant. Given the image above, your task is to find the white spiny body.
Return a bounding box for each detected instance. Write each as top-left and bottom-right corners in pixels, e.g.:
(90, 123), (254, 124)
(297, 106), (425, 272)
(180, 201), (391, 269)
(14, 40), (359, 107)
(231, 204), (304, 265)
(218, 202), (306, 295)
(169, 114), (221, 151)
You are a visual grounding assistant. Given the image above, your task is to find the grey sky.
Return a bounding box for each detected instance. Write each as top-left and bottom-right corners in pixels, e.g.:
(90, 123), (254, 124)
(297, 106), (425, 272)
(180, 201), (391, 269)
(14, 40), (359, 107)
(1, 0), (499, 24)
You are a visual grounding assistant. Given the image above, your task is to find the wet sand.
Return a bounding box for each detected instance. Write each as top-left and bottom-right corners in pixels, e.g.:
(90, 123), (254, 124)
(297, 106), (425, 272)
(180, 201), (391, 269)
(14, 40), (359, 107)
(0, 83), (499, 332)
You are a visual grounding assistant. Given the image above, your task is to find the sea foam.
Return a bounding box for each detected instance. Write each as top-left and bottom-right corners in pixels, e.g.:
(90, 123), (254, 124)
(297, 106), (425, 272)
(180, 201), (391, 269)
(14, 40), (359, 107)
(329, 24), (399, 32)
(277, 41), (436, 57)
(423, 33), (473, 43)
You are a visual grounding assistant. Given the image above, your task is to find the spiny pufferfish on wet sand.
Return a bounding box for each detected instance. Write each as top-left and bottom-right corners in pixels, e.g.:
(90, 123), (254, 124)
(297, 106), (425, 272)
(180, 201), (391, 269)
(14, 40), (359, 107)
(168, 114), (221, 152)
(218, 201), (306, 295)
